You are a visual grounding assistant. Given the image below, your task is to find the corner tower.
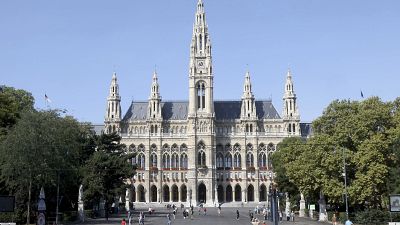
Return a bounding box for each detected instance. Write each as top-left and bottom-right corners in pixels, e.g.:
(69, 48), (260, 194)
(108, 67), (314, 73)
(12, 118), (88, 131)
(282, 69), (300, 135)
(105, 72), (121, 134)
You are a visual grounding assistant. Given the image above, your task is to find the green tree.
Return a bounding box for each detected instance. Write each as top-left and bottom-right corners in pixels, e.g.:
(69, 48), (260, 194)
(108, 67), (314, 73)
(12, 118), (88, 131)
(82, 132), (134, 218)
(283, 97), (398, 210)
(0, 86), (34, 137)
(0, 110), (92, 224)
(271, 137), (304, 205)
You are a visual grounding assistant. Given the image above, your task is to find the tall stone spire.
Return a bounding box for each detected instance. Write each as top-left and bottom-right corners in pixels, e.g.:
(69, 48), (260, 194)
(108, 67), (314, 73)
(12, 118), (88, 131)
(240, 71), (257, 133)
(283, 69), (300, 135)
(105, 72), (121, 134)
(241, 71), (257, 119)
(188, 0), (214, 116)
(148, 70), (162, 120)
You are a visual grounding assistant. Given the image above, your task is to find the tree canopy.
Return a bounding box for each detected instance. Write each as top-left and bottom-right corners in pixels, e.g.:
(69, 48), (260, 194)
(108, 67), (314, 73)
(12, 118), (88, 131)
(273, 97), (400, 210)
(82, 132), (135, 208)
(0, 109), (93, 223)
(0, 86), (34, 137)
(0, 86), (135, 223)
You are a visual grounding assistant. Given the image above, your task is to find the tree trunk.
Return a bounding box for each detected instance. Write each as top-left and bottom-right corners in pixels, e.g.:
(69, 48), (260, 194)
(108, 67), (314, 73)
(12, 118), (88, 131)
(27, 176), (32, 225)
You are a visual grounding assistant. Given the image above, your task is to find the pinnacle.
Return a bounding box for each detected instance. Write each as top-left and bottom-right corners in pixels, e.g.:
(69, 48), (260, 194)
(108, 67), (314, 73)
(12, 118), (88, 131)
(152, 70), (158, 80)
(245, 71), (250, 79)
(287, 69), (292, 78)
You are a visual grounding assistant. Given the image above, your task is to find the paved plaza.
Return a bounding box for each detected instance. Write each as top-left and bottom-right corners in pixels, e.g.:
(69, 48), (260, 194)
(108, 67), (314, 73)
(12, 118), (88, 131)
(78, 207), (329, 225)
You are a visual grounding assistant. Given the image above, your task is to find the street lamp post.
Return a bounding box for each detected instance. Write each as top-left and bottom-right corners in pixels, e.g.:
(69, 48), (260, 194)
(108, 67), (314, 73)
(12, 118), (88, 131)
(342, 147), (349, 220)
(189, 188), (192, 207)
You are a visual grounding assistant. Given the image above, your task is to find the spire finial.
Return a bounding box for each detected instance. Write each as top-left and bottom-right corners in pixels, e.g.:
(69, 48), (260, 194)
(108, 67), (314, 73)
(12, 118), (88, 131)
(245, 70), (250, 79)
(287, 68), (292, 78)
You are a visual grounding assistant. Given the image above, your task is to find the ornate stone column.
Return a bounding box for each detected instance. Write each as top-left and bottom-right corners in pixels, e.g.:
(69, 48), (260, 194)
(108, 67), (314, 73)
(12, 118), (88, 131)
(285, 192), (291, 219)
(299, 193), (306, 217)
(78, 185), (85, 222)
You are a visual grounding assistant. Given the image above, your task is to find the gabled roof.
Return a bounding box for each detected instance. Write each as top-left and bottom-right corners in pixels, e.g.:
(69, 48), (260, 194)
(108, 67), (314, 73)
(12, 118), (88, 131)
(122, 100), (281, 122)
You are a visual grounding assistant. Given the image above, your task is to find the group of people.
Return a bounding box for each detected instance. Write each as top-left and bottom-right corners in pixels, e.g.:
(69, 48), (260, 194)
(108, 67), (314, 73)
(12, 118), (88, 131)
(286, 211), (295, 221)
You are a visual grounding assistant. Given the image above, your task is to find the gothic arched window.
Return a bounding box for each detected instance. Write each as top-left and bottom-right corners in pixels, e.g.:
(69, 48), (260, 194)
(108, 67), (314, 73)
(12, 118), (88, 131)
(171, 153), (179, 169)
(197, 142), (206, 166)
(234, 152), (241, 168)
(180, 153), (188, 169)
(225, 153), (232, 169)
(198, 151), (206, 166)
(197, 82), (206, 110)
(162, 153), (170, 169)
(246, 152), (254, 168)
(258, 152), (267, 168)
(216, 153), (224, 169)
(150, 153), (157, 168)
(137, 153), (145, 170)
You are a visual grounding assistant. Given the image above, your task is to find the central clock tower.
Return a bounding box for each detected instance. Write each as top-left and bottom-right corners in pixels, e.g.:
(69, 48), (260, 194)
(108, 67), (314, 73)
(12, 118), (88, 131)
(188, 0), (213, 117)
(187, 0), (216, 206)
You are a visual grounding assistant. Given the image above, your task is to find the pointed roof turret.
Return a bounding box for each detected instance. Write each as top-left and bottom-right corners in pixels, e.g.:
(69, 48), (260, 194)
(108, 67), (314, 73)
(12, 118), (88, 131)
(284, 68), (296, 98)
(191, 0), (210, 55)
(150, 70), (161, 100)
(242, 71), (254, 99)
(282, 69), (300, 135)
(148, 70), (162, 120)
(241, 71), (257, 120)
(196, 0), (205, 23)
(108, 72), (120, 99)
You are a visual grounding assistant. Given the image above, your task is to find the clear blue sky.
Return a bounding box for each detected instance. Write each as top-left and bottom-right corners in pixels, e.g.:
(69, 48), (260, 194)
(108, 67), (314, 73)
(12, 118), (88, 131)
(1, 0), (399, 123)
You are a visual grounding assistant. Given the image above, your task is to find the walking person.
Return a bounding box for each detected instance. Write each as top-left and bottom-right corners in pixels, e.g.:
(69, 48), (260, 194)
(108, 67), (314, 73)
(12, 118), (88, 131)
(167, 213), (172, 225)
(218, 205), (221, 216)
(236, 209), (240, 220)
(121, 218), (126, 225)
(203, 207), (207, 215)
(173, 209), (176, 219)
(249, 211), (254, 222)
(332, 213), (337, 225)
(139, 212), (145, 225)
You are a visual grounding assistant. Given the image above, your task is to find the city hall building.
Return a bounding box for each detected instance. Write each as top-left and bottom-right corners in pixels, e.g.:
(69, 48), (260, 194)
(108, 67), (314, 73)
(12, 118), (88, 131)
(103, 0), (310, 206)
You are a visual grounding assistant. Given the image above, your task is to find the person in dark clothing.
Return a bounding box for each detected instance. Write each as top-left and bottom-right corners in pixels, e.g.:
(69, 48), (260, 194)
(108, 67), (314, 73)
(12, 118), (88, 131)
(236, 209), (240, 220)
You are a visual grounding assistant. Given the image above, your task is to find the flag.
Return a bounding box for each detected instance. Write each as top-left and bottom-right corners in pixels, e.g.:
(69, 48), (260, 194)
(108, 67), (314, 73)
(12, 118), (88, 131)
(361, 90), (364, 98)
(45, 94), (52, 103)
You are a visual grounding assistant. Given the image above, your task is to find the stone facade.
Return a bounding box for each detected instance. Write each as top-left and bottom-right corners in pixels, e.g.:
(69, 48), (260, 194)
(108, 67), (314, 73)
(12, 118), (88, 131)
(103, 0), (310, 207)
